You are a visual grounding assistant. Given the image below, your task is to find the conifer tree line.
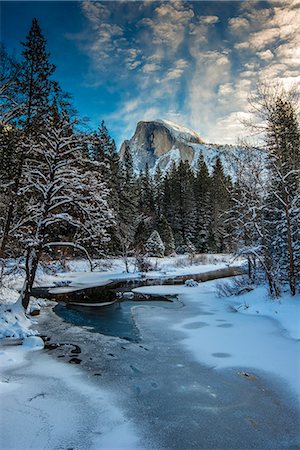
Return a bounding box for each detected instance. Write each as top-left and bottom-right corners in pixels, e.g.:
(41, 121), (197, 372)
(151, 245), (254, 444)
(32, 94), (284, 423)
(1, 20), (299, 301)
(89, 124), (234, 254)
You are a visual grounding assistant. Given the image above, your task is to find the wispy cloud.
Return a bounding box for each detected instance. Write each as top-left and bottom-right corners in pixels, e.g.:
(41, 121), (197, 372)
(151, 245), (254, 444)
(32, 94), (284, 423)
(68, 0), (300, 146)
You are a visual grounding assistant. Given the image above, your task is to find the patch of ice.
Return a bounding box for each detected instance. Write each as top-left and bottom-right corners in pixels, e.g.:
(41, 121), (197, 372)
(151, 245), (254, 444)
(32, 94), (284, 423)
(134, 280), (300, 405)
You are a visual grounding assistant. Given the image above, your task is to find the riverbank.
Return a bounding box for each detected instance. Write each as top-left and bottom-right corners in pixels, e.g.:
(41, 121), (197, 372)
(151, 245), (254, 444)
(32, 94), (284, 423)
(1, 257), (299, 449)
(3, 280), (299, 449)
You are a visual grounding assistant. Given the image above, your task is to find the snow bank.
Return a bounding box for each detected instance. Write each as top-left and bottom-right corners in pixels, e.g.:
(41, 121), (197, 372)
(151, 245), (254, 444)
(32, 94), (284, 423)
(0, 342), (140, 449)
(234, 286), (300, 340)
(0, 300), (38, 340)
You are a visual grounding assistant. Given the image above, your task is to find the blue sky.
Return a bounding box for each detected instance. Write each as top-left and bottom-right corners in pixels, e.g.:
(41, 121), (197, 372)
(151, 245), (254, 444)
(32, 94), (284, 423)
(1, 1), (299, 148)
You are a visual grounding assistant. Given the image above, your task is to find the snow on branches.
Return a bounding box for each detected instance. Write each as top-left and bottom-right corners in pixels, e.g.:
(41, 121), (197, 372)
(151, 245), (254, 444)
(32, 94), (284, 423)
(17, 114), (114, 308)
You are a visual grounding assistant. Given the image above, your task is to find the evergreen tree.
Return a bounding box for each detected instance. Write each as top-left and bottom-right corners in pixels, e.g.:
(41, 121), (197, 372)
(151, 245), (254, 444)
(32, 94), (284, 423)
(209, 157), (232, 252)
(169, 160), (196, 248)
(16, 18), (56, 132)
(153, 166), (164, 217)
(117, 143), (139, 255)
(157, 215), (175, 255)
(139, 163), (155, 215)
(123, 142), (134, 181)
(0, 19), (57, 257)
(145, 230), (165, 257)
(264, 96), (300, 295)
(194, 153), (211, 252)
(83, 121), (124, 254)
(162, 169), (173, 229)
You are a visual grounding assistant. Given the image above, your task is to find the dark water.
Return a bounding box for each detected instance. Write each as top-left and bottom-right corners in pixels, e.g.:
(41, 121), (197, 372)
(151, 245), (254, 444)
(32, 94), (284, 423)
(54, 298), (179, 342)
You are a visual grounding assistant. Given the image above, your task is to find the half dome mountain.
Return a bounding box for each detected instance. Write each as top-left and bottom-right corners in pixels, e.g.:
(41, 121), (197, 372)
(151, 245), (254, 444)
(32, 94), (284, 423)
(119, 119), (243, 175)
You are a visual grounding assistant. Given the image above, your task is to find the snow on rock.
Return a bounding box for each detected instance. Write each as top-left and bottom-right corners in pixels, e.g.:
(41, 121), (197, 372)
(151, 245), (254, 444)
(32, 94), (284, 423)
(156, 119), (204, 143)
(118, 118), (261, 175)
(185, 279), (199, 287)
(0, 300), (38, 340)
(22, 336), (44, 349)
(0, 286), (19, 304)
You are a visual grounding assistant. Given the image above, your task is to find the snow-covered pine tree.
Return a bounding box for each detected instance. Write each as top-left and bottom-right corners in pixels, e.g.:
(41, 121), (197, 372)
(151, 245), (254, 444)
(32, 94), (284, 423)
(117, 142), (140, 259)
(17, 112), (113, 309)
(153, 166), (164, 218)
(91, 120), (121, 254)
(194, 153), (211, 252)
(209, 157), (232, 252)
(264, 94), (300, 295)
(166, 160), (196, 249)
(139, 163), (155, 215)
(92, 120), (109, 165)
(0, 19), (56, 257)
(157, 215), (175, 256)
(145, 230), (165, 257)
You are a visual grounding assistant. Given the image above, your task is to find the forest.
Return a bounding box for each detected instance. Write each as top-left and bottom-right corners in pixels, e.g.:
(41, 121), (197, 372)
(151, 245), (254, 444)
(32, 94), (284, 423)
(0, 19), (299, 309)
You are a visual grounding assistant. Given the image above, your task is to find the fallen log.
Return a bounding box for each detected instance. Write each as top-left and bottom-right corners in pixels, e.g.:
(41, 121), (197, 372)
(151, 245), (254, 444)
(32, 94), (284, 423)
(31, 266), (245, 303)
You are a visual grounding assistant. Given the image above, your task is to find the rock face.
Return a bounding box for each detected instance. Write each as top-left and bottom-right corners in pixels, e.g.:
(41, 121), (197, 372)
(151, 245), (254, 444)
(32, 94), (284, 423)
(119, 118), (258, 177)
(120, 119), (204, 171)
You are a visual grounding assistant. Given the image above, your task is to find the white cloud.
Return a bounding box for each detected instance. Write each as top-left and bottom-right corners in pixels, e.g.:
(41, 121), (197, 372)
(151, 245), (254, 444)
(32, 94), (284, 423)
(199, 15), (219, 25)
(248, 28), (279, 50)
(142, 63), (160, 73)
(218, 83), (234, 97)
(164, 59), (189, 81)
(234, 41), (250, 50)
(228, 17), (250, 32)
(140, 1), (194, 57)
(214, 111), (253, 144)
(258, 49), (274, 61)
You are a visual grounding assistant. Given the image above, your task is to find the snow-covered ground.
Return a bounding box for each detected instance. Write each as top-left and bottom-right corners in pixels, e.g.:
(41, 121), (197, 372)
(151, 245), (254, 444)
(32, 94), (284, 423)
(0, 255), (299, 449)
(0, 337), (140, 450)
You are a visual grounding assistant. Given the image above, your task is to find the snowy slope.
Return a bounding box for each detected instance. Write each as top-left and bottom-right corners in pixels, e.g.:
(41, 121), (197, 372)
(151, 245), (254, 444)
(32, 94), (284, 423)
(152, 141), (247, 176)
(156, 119), (204, 143)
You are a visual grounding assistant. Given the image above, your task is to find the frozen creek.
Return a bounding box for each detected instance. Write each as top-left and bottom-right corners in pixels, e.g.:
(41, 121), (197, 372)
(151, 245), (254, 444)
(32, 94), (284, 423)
(3, 281), (300, 450)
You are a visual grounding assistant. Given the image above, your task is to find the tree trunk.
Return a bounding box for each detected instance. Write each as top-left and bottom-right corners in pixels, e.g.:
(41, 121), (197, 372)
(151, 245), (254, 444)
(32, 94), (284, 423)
(21, 247), (41, 310)
(285, 198), (296, 296)
(0, 146), (27, 258)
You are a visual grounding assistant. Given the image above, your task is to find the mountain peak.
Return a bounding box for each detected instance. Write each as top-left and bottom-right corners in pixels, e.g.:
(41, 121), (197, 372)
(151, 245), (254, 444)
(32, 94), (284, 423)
(120, 119), (204, 172)
(155, 119), (204, 144)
